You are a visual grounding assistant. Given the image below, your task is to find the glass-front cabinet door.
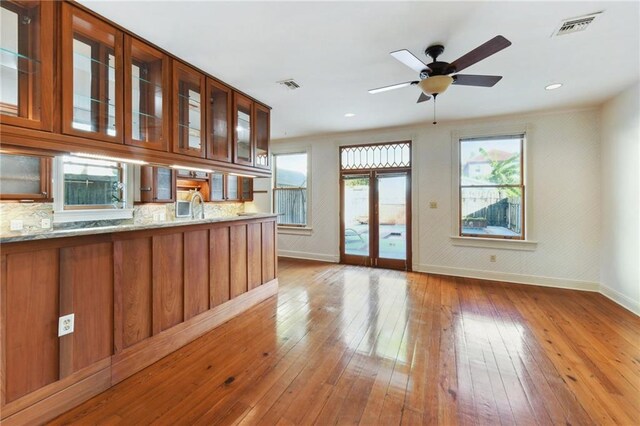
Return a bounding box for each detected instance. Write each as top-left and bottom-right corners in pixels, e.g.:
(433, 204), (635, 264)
(0, 1), (53, 130)
(206, 79), (231, 162)
(226, 175), (239, 201)
(210, 173), (224, 201)
(61, 3), (123, 143)
(254, 104), (270, 169)
(173, 61), (205, 158)
(125, 36), (169, 151)
(241, 177), (253, 201)
(0, 152), (51, 200)
(233, 93), (253, 166)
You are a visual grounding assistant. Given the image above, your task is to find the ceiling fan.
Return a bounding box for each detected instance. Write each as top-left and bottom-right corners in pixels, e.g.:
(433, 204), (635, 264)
(369, 35), (512, 123)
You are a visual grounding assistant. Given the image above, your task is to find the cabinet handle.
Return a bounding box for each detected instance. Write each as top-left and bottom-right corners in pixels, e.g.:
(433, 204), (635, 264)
(41, 191), (48, 196)
(140, 187), (152, 192)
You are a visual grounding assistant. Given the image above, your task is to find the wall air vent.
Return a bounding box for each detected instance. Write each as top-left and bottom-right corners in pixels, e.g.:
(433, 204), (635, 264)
(553, 12), (602, 36)
(277, 79), (301, 90)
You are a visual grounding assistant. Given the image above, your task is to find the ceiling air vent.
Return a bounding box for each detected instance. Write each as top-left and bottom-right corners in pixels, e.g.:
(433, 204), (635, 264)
(277, 79), (301, 90)
(553, 12), (602, 36)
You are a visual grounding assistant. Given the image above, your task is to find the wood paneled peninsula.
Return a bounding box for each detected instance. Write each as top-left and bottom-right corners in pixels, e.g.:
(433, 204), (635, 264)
(0, 214), (278, 425)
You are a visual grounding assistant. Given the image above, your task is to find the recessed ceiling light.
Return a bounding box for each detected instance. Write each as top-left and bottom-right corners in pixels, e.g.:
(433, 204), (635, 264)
(344, 113), (356, 117)
(545, 83), (563, 90)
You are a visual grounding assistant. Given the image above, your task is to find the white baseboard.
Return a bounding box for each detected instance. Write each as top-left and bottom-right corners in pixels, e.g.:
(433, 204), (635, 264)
(278, 250), (339, 263)
(414, 264), (600, 292)
(599, 283), (640, 316)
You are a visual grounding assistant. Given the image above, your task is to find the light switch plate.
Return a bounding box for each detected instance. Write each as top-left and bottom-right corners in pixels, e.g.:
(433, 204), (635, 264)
(429, 201), (438, 209)
(58, 313), (75, 337)
(10, 219), (23, 231)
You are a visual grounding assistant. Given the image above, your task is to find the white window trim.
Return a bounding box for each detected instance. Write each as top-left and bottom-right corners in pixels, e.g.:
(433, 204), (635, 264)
(272, 146), (312, 231)
(53, 157), (134, 223)
(450, 124), (537, 250)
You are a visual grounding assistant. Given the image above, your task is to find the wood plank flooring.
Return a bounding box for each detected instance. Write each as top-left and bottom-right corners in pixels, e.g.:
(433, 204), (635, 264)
(51, 259), (640, 425)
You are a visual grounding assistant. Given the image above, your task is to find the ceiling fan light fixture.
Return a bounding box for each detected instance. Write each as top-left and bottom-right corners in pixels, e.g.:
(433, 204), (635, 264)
(418, 75), (454, 95)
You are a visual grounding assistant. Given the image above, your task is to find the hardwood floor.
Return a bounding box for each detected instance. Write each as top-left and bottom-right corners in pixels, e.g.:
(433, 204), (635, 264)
(51, 259), (640, 425)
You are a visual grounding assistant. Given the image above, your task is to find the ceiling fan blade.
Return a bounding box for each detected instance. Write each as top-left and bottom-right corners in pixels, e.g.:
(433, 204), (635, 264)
(368, 81), (418, 94)
(417, 92), (431, 103)
(390, 49), (430, 73)
(453, 74), (503, 87)
(447, 35), (511, 73)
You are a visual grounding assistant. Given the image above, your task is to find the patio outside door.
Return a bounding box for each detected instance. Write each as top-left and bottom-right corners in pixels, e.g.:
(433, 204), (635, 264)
(340, 169), (411, 270)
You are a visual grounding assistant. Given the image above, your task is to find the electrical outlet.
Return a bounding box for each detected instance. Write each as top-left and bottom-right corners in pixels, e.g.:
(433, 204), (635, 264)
(490, 255), (497, 262)
(429, 201), (438, 209)
(10, 219), (23, 231)
(153, 213), (160, 222)
(41, 218), (51, 229)
(159, 212), (166, 221)
(58, 313), (75, 337)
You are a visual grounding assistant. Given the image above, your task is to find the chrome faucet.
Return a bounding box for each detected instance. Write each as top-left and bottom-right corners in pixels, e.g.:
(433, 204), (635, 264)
(190, 190), (205, 219)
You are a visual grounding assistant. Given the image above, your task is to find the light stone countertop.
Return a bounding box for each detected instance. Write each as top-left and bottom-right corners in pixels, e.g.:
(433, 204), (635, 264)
(0, 213), (278, 244)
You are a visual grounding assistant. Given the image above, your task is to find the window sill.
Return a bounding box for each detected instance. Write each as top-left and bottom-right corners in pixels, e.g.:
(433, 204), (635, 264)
(278, 226), (313, 236)
(450, 236), (537, 251)
(53, 208), (134, 224)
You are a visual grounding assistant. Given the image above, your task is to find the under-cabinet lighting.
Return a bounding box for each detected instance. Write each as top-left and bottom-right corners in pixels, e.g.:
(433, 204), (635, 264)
(545, 83), (563, 90)
(71, 152), (147, 165)
(229, 172), (257, 178)
(170, 165), (214, 173)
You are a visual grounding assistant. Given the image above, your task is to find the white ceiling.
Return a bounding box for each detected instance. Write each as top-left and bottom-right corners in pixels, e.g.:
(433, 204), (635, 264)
(79, 1), (640, 140)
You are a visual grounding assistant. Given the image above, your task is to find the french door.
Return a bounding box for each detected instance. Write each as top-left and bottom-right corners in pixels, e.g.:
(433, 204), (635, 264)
(340, 169), (411, 270)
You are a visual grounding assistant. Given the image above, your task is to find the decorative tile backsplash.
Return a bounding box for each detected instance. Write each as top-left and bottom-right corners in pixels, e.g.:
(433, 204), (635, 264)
(0, 201), (245, 236)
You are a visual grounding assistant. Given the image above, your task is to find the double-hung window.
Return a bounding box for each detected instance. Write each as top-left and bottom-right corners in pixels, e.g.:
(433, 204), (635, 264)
(459, 134), (525, 239)
(273, 153), (308, 227)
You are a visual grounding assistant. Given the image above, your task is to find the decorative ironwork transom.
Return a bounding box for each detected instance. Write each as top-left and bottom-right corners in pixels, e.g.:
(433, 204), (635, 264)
(340, 142), (411, 171)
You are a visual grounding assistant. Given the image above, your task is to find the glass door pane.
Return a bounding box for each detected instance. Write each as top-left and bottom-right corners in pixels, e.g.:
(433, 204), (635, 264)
(226, 175), (239, 201)
(255, 104), (270, 168)
(126, 37), (167, 150)
(377, 173), (407, 261)
(62, 3), (122, 141)
(173, 62), (205, 157)
(234, 93), (253, 165)
(207, 79), (231, 162)
(0, 1), (42, 122)
(343, 174), (370, 257)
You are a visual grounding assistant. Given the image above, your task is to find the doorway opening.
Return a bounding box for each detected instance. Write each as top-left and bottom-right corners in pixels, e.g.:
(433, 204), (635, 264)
(339, 142), (411, 271)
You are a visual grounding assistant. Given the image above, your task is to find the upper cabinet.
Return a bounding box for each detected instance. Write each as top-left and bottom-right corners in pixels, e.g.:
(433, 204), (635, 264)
(254, 103), (270, 169)
(61, 2), (123, 143)
(173, 61), (205, 158)
(1, 2), (271, 176)
(206, 79), (232, 162)
(124, 35), (170, 151)
(233, 93), (253, 166)
(0, 1), (54, 130)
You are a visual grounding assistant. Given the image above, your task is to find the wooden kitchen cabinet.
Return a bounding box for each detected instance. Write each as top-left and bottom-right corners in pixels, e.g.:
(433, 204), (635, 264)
(0, 1), (54, 131)
(0, 152), (52, 200)
(61, 2), (124, 143)
(254, 103), (270, 169)
(206, 79), (232, 162)
(173, 61), (206, 158)
(1, 216), (277, 424)
(139, 165), (175, 203)
(233, 93), (254, 166)
(210, 174), (253, 202)
(124, 35), (171, 151)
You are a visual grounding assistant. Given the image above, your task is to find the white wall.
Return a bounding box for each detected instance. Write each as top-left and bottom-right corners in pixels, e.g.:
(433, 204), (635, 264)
(271, 108), (602, 291)
(600, 82), (640, 314)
